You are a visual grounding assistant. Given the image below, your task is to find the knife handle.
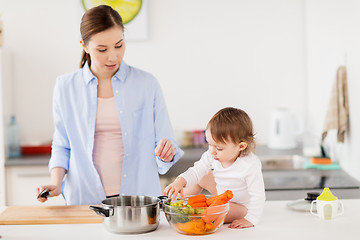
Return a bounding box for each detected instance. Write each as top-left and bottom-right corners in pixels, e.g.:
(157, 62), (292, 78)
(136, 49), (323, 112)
(37, 187), (49, 199)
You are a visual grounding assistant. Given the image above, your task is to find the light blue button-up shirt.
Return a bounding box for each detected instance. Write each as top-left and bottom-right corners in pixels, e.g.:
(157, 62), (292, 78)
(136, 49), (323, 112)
(49, 61), (183, 205)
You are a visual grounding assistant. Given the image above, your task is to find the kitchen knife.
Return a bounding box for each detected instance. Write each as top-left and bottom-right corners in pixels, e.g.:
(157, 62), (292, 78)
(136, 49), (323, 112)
(37, 187), (49, 199)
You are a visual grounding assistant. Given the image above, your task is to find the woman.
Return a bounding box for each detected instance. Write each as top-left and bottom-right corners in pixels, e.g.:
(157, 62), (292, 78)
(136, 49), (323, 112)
(36, 5), (183, 205)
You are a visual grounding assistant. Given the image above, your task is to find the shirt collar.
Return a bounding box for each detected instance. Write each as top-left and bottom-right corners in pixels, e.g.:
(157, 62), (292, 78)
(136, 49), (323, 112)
(82, 62), (96, 85)
(82, 61), (129, 84)
(114, 61), (129, 82)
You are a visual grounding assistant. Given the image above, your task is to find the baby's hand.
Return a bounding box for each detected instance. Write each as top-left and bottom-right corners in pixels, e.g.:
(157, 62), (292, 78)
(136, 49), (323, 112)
(228, 218), (254, 229)
(163, 177), (187, 201)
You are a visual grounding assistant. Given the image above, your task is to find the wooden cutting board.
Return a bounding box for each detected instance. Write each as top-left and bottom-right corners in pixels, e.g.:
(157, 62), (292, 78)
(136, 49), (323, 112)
(0, 205), (104, 225)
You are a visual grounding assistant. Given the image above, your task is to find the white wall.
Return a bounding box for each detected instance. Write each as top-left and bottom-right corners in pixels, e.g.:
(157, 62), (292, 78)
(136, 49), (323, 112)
(0, 0), (82, 146)
(305, 0), (360, 180)
(0, 0), (306, 145)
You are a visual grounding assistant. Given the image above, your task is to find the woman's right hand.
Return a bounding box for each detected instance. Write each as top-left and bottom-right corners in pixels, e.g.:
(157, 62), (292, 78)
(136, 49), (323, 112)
(36, 185), (61, 203)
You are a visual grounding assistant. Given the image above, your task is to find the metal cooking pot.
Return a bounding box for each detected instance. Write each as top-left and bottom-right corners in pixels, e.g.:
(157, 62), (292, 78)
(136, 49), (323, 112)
(90, 195), (167, 234)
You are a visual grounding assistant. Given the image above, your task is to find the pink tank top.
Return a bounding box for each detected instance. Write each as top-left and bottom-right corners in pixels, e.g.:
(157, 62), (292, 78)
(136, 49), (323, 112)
(92, 97), (124, 196)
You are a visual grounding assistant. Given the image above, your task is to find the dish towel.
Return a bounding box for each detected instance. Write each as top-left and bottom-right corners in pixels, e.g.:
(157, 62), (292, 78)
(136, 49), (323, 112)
(321, 65), (349, 143)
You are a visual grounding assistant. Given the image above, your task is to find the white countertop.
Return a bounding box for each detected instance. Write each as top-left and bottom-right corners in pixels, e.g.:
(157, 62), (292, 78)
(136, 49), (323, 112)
(1, 199), (359, 240)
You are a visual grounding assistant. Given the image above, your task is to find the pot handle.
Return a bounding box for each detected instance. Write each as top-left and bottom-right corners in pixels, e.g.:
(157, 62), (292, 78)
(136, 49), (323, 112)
(157, 195), (168, 209)
(89, 205), (114, 218)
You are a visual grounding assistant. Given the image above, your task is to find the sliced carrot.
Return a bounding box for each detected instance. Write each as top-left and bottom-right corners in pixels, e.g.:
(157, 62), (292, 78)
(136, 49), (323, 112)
(205, 222), (215, 231)
(202, 191), (232, 224)
(188, 202), (207, 208)
(187, 194), (207, 205)
(175, 219), (206, 234)
(206, 190), (233, 206)
(210, 198), (226, 207)
(212, 212), (226, 228)
(202, 202), (229, 224)
(205, 214), (224, 232)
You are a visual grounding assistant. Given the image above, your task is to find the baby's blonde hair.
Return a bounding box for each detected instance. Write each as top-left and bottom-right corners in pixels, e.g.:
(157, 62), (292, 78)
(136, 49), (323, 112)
(206, 107), (255, 156)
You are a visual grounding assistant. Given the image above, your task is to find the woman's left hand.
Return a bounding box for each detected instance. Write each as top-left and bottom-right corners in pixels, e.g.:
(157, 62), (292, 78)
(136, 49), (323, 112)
(155, 138), (176, 162)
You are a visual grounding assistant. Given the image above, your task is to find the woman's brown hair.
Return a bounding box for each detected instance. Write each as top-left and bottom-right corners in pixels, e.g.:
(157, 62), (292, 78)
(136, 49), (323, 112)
(79, 5), (124, 68)
(206, 107), (256, 156)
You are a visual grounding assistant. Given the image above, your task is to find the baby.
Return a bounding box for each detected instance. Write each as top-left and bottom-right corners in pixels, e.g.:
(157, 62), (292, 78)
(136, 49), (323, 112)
(164, 107), (265, 228)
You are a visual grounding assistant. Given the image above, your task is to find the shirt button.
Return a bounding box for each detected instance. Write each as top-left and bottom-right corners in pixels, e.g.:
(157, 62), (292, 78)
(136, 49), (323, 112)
(126, 154), (129, 157)
(124, 132), (127, 136)
(122, 193), (125, 196)
(115, 90), (119, 94)
(119, 110), (123, 114)
(123, 174), (127, 177)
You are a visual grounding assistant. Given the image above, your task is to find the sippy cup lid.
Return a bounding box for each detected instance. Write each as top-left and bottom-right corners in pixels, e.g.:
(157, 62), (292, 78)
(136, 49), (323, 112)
(317, 188), (338, 201)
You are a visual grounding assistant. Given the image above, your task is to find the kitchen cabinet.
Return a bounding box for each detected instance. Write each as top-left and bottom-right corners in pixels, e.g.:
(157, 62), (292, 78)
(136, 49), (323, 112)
(5, 161), (65, 206)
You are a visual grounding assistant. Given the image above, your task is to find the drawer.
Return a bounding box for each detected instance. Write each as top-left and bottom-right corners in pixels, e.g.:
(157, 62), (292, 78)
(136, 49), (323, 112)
(6, 165), (65, 206)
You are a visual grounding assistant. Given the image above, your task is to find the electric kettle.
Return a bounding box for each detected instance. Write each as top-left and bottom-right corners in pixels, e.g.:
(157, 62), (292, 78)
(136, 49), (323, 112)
(268, 108), (302, 149)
